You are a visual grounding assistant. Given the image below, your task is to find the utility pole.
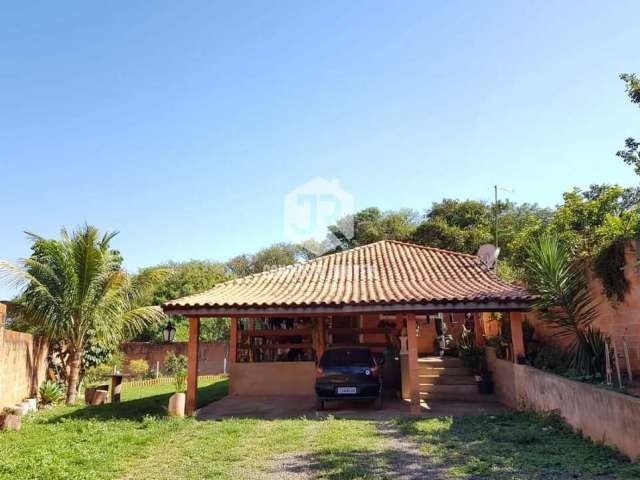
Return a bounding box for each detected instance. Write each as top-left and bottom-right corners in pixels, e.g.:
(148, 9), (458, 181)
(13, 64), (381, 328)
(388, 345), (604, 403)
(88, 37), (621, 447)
(494, 185), (498, 249)
(493, 185), (514, 251)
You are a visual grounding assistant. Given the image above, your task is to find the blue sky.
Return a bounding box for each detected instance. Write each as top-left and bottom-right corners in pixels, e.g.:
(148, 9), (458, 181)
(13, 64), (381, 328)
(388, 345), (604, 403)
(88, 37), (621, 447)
(1, 1), (638, 299)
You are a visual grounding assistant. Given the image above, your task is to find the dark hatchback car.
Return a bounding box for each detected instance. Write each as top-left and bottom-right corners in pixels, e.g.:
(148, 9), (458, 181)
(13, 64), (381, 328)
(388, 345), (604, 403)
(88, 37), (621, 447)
(315, 347), (383, 410)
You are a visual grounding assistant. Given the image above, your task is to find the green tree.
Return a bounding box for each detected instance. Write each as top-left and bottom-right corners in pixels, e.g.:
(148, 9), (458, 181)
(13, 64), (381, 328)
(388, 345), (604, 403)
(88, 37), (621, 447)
(326, 208), (418, 252)
(134, 260), (229, 342)
(412, 217), (468, 252)
(0, 225), (165, 404)
(548, 185), (640, 257)
(616, 73), (640, 174)
(226, 242), (309, 277)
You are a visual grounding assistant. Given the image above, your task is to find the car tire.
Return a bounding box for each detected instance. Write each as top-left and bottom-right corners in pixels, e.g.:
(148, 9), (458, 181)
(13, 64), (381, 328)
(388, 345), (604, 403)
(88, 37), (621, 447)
(316, 399), (325, 411)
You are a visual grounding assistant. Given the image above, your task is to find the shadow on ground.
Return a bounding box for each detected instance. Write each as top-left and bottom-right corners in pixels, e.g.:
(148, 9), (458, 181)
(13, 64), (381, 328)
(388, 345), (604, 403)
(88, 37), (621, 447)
(197, 394), (506, 421)
(393, 412), (640, 480)
(44, 381), (228, 423)
(278, 447), (447, 480)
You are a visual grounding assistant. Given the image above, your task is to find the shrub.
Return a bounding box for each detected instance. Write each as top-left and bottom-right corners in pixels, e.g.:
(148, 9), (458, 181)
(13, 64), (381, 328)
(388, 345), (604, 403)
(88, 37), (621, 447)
(174, 368), (187, 393)
(593, 239), (629, 302)
(460, 346), (486, 374)
(532, 343), (568, 373)
(458, 326), (486, 374)
(572, 327), (609, 380)
(164, 351), (188, 376)
(83, 363), (114, 387)
(486, 336), (508, 359)
(39, 380), (65, 406)
(128, 359), (150, 379)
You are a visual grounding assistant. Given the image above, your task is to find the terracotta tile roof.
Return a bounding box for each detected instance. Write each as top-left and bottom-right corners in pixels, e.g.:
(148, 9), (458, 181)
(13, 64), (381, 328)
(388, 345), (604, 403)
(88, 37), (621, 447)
(163, 240), (533, 312)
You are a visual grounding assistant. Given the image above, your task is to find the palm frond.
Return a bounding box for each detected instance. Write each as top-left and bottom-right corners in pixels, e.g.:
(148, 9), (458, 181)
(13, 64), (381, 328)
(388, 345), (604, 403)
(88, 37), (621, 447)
(525, 233), (598, 336)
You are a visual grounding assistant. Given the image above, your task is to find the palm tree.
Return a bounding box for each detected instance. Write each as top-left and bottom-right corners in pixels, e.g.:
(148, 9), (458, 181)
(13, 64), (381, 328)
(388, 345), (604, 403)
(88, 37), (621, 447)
(0, 225), (166, 404)
(525, 233), (608, 377)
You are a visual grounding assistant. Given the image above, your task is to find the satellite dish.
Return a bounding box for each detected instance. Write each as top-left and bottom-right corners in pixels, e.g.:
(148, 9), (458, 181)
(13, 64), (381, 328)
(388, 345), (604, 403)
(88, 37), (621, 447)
(477, 244), (500, 269)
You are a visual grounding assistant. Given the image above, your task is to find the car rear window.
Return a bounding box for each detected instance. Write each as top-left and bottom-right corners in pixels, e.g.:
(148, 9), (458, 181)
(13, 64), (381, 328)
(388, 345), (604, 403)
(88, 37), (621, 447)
(320, 349), (374, 367)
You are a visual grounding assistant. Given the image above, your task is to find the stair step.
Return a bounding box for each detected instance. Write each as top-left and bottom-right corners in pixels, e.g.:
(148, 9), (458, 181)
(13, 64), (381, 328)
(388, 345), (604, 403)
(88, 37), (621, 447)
(418, 375), (476, 385)
(419, 356), (464, 367)
(420, 392), (499, 403)
(419, 384), (478, 394)
(418, 367), (471, 376)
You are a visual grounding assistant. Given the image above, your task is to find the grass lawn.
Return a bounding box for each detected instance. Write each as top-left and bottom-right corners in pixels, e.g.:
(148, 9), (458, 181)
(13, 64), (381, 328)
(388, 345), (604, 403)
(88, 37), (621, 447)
(1, 377), (638, 479)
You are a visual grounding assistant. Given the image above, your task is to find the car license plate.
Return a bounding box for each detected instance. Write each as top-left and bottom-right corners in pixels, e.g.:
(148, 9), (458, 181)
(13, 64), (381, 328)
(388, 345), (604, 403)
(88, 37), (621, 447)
(336, 387), (357, 395)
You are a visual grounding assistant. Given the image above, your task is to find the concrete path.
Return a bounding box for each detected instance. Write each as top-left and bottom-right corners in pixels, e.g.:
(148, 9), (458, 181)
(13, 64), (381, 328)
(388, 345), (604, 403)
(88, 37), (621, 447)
(197, 394), (507, 421)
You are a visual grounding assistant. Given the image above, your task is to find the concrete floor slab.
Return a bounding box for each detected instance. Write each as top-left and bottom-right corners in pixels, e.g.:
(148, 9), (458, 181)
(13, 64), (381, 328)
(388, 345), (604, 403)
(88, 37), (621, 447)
(197, 395), (507, 421)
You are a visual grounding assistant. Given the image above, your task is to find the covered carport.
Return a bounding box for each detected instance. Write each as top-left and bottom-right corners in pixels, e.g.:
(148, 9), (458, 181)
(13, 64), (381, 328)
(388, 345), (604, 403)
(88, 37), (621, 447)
(161, 240), (534, 415)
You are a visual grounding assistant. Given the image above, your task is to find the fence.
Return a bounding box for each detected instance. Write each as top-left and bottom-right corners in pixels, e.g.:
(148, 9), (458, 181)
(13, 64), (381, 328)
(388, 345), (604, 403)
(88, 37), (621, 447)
(122, 374), (226, 389)
(0, 303), (49, 409)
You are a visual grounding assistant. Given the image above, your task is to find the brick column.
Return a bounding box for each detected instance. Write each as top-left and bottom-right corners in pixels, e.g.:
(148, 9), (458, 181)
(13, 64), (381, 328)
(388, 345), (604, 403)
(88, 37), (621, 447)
(473, 313), (485, 347)
(186, 317), (200, 415)
(229, 318), (238, 364)
(510, 312), (525, 363)
(406, 313), (421, 414)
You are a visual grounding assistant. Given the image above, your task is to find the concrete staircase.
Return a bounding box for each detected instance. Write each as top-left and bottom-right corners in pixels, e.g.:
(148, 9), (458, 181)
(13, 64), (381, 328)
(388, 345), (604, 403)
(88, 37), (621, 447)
(418, 356), (493, 402)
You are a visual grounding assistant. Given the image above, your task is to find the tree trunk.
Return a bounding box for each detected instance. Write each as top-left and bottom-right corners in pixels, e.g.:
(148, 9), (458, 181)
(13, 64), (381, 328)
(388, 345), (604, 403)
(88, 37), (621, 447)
(66, 349), (82, 405)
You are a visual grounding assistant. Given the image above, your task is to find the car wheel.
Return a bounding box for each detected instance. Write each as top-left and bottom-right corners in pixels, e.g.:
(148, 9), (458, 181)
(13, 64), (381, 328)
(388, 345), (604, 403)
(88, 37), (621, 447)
(316, 399), (325, 411)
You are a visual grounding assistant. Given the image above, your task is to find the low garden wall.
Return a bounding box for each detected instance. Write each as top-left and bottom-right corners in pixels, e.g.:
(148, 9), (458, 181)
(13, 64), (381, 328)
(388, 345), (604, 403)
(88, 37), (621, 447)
(121, 341), (227, 375)
(229, 362), (316, 396)
(487, 347), (640, 460)
(0, 304), (49, 409)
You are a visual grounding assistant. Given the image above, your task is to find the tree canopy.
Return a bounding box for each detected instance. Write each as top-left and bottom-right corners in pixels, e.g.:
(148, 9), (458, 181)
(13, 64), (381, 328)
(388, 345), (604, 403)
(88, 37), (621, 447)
(617, 73), (640, 174)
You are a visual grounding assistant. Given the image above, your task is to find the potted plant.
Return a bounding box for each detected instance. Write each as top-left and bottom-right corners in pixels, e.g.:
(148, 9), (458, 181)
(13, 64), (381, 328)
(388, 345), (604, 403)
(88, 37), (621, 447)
(0, 407), (22, 431)
(459, 334), (494, 394)
(168, 368), (187, 417)
(39, 380), (66, 408)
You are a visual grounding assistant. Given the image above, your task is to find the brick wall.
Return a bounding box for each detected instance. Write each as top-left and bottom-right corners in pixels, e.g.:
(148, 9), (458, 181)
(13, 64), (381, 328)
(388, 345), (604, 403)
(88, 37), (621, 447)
(588, 243), (640, 373)
(121, 341), (227, 375)
(530, 242), (640, 374)
(0, 304), (49, 409)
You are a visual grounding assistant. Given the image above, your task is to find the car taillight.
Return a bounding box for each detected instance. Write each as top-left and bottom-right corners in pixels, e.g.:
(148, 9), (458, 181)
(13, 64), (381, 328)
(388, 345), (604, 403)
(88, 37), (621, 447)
(316, 367), (324, 377)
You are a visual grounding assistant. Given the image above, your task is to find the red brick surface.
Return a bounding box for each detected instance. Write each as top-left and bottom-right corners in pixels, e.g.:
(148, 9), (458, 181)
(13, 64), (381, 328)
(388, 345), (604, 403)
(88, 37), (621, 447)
(0, 304), (49, 409)
(121, 341), (227, 375)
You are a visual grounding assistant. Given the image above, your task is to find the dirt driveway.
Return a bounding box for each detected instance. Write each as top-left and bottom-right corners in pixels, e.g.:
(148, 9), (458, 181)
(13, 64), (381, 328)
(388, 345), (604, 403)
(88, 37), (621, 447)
(197, 395), (507, 479)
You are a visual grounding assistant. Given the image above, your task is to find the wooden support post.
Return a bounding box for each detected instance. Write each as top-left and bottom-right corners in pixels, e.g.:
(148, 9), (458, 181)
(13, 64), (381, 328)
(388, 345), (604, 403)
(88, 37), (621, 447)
(315, 318), (326, 360)
(406, 313), (421, 414)
(229, 318), (238, 364)
(473, 313), (484, 347)
(248, 318), (255, 362)
(510, 312), (525, 363)
(186, 316), (200, 415)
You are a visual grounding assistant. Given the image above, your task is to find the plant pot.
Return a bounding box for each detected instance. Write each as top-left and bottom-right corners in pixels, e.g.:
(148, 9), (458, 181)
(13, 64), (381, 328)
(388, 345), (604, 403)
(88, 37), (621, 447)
(477, 374), (494, 394)
(23, 398), (37, 413)
(0, 413), (22, 431)
(168, 392), (186, 417)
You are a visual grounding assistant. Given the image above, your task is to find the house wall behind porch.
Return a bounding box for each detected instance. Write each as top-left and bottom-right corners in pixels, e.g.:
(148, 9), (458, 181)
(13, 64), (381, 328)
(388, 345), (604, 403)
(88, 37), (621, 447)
(230, 362), (316, 396)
